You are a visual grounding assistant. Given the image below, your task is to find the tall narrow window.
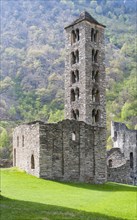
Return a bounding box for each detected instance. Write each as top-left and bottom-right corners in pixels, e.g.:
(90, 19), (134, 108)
(75, 87), (79, 100)
(92, 89), (96, 102)
(76, 29), (80, 41)
(94, 50), (99, 63)
(109, 159), (112, 168)
(71, 109), (76, 120)
(92, 70), (95, 81)
(13, 148), (16, 166)
(17, 136), (19, 147)
(71, 30), (76, 44)
(71, 71), (76, 84)
(92, 109), (96, 124)
(71, 89), (75, 101)
(95, 90), (100, 102)
(75, 69), (79, 82)
(22, 135), (24, 147)
(71, 52), (76, 65)
(76, 109), (79, 120)
(95, 71), (99, 82)
(76, 50), (79, 63)
(95, 110), (100, 123)
(94, 30), (98, 42)
(91, 28), (94, 41)
(92, 49), (95, 62)
(130, 152), (133, 169)
(31, 154), (35, 169)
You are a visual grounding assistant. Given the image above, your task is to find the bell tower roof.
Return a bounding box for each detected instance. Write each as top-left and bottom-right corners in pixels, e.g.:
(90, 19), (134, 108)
(65, 11), (106, 29)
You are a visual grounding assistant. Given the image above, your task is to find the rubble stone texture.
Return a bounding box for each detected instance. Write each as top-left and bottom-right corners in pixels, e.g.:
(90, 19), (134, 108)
(13, 12), (107, 184)
(107, 121), (137, 185)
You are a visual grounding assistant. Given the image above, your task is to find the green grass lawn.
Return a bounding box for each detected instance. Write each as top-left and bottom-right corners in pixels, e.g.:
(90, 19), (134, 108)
(0, 168), (137, 220)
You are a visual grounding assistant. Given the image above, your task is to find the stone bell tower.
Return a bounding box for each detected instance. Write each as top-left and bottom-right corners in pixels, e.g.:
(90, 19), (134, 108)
(64, 11), (106, 127)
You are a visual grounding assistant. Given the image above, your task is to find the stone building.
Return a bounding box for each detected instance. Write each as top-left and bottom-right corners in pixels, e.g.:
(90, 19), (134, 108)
(13, 11), (107, 184)
(107, 121), (137, 185)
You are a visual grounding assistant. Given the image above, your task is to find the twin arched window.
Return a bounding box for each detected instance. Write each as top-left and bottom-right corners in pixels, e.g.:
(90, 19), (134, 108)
(71, 88), (79, 101)
(71, 50), (79, 65)
(71, 109), (79, 120)
(71, 70), (79, 84)
(91, 28), (98, 42)
(92, 109), (100, 124)
(92, 88), (100, 102)
(71, 29), (80, 44)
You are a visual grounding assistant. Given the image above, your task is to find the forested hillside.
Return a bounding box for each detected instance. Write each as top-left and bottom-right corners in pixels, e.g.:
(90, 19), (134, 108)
(0, 0), (136, 160)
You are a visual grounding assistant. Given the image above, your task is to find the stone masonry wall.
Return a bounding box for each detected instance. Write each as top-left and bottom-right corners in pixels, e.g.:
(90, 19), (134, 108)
(107, 161), (133, 185)
(13, 122), (40, 177)
(64, 19), (106, 127)
(39, 119), (106, 183)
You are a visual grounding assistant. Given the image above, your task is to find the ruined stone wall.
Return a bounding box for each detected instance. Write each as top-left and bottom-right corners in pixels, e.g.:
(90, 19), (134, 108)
(13, 122), (40, 177)
(107, 148), (126, 168)
(111, 121), (137, 181)
(107, 121), (137, 185)
(13, 120), (106, 184)
(107, 161), (133, 185)
(39, 119), (106, 183)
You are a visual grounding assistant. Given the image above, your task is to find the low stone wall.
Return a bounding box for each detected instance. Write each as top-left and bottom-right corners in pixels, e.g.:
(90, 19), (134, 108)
(107, 161), (134, 185)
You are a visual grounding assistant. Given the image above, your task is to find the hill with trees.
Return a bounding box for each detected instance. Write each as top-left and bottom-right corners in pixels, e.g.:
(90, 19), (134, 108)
(0, 0), (136, 160)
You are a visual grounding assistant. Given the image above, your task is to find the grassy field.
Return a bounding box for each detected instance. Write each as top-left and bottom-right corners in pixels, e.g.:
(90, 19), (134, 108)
(0, 168), (137, 220)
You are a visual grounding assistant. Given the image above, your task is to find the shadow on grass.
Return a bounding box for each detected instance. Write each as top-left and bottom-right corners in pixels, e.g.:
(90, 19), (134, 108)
(0, 195), (124, 220)
(50, 181), (137, 192)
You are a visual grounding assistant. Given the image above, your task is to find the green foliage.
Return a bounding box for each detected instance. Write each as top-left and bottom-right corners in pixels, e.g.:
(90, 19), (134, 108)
(0, 127), (9, 148)
(0, 0), (137, 158)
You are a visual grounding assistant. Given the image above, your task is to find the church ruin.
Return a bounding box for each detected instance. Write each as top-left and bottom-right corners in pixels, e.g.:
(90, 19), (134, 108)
(13, 11), (107, 184)
(107, 121), (137, 185)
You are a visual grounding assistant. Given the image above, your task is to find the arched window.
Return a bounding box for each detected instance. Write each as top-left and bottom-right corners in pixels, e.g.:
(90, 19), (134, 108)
(71, 71), (76, 84)
(92, 109), (100, 124)
(94, 50), (99, 63)
(76, 50), (79, 63)
(31, 154), (35, 169)
(130, 152), (133, 169)
(71, 30), (76, 44)
(91, 28), (94, 42)
(75, 87), (79, 100)
(71, 89), (75, 102)
(95, 110), (100, 123)
(71, 52), (76, 65)
(76, 109), (79, 120)
(71, 109), (76, 120)
(109, 159), (112, 168)
(92, 49), (95, 62)
(72, 132), (76, 141)
(76, 29), (80, 41)
(75, 69), (79, 82)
